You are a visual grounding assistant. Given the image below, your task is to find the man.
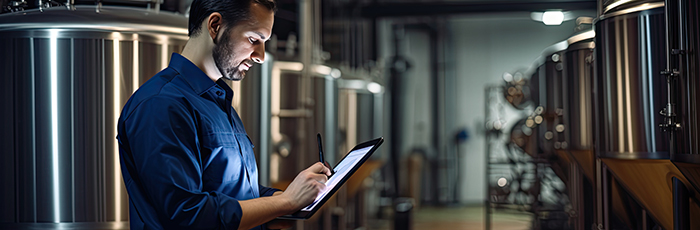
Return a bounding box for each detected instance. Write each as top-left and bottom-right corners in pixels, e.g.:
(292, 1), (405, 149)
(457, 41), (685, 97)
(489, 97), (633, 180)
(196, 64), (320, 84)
(117, 0), (331, 229)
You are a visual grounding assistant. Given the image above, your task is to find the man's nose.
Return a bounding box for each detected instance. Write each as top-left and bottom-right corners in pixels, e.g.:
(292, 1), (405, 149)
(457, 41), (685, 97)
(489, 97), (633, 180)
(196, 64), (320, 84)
(251, 44), (265, 64)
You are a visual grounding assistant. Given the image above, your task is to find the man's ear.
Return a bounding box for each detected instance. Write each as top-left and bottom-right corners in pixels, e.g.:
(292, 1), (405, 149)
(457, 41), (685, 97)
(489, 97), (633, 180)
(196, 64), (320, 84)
(206, 12), (223, 43)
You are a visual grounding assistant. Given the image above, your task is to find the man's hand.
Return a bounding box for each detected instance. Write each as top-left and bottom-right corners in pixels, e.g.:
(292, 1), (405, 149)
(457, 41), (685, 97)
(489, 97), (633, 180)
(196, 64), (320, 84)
(237, 162), (332, 229)
(279, 162), (332, 212)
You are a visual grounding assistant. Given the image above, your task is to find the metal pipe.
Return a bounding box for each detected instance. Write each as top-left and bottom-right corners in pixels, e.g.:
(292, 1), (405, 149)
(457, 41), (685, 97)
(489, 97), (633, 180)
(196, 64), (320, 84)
(595, 161), (609, 230)
(429, 23), (443, 204)
(259, 55), (273, 187)
(673, 177), (689, 230)
(678, 0), (685, 53)
(663, 0), (678, 142)
(484, 87), (491, 230)
(442, 21), (459, 204)
(389, 24), (406, 198)
(664, 0), (675, 69)
(324, 75), (336, 166)
(297, 0), (312, 172)
(603, 164), (610, 230)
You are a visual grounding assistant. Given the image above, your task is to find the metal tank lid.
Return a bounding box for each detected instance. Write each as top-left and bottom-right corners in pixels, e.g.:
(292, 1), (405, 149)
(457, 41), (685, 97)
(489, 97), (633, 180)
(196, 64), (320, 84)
(567, 17), (594, 46)
(0, 5), (188, 36)
(597, 0), (664, 20)
(566, 29), (595, 48)
(528, 20), (596, 72)
(527, 39), (568, 73)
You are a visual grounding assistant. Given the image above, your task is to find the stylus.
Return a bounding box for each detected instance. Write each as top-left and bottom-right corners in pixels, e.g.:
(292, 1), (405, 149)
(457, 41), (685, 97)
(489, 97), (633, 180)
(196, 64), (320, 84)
(317, 133), (333, 177)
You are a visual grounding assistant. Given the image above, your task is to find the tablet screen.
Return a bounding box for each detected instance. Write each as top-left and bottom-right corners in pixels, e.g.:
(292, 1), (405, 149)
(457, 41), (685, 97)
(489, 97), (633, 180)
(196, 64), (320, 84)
(301, 145), (375, 211)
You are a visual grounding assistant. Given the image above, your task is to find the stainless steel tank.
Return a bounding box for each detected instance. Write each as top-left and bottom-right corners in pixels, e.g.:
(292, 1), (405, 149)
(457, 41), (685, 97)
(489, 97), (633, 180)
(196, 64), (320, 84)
(267, 61), (339, 186)
(337, 77), (384, 158)
(561, 25), (596, 230)
(670, 0), (700, 212)
(264, 61), (341, 230)
(335, 76), (384, 229)
(591, 2), (700, 230)
(560, 25), (597, 182)
(529, 41), (568, 156)
(0, 6), (187, 228)
(593, 1), (668, 159)
(563, 28), (595, 153)
(672, 0), (700, 161)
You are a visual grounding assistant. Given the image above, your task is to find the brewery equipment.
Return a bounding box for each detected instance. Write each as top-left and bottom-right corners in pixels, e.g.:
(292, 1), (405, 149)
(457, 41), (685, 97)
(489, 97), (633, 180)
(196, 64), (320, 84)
(0, 5), (188, 228)
(593, 0), (699, 229)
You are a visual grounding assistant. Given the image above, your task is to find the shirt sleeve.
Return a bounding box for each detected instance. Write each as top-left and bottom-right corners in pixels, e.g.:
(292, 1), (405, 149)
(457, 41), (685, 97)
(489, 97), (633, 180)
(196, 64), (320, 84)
(123, 95), (242, 230)
(258, 185), (282, 197)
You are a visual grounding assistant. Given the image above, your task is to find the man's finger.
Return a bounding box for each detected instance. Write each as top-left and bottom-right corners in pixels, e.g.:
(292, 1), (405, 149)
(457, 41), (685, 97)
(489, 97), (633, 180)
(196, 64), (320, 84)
(318, 162), (331, 176)
(309, 162), (331, 176)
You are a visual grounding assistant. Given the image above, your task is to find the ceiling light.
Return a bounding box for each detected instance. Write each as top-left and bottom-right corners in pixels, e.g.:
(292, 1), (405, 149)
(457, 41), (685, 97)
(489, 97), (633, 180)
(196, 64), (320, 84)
(542, 11), (564, 25)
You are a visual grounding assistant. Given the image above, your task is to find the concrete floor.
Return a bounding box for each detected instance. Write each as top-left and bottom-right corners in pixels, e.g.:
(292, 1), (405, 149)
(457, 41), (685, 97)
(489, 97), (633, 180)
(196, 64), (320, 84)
(369, 205), (533, 230)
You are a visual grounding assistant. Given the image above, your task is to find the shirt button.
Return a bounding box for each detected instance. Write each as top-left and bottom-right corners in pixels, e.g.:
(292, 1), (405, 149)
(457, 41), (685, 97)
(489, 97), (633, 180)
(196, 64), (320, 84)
(216, 91), (223, 96)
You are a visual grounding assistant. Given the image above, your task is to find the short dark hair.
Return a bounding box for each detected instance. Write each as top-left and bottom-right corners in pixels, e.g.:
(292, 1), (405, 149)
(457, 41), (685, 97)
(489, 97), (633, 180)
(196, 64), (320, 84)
(188, 0), (276, 37)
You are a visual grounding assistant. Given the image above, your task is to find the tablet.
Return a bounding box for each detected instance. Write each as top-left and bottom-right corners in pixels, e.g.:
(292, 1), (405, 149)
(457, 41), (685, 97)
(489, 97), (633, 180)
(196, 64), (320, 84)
(277, 137), (384, 220)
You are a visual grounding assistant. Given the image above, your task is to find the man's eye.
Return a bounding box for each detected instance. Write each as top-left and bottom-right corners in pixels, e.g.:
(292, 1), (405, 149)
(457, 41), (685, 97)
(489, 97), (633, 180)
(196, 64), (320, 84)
(249, 37), (256, 44)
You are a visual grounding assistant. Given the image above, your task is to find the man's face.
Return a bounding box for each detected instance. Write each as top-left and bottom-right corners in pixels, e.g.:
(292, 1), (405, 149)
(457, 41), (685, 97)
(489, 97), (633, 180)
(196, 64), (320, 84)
(213, 3), (274, 81)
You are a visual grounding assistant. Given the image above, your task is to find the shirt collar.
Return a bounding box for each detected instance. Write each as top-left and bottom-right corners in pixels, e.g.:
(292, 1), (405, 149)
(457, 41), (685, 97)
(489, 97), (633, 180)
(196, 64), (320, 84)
(216, 78), (235, 102)
(168, 53), (221, 96)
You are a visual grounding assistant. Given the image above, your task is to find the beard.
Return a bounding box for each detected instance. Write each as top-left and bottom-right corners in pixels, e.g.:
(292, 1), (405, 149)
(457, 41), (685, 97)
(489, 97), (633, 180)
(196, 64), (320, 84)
(212, 30), (250, 81)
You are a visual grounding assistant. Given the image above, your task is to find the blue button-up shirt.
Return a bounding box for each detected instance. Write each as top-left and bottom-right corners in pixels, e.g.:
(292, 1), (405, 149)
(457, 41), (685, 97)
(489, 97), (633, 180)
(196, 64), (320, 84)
(117, 53), (279, 230)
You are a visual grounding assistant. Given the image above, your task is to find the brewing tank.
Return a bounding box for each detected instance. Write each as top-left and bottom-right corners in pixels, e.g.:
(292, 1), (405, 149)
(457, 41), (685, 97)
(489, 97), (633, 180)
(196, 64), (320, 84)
(563, 29), (595, 152)
(0, 6), (187, 228)
(670, 0), (700, 205)
(672, 0), (700, 160)
(591, 2), (696, 230)
(528, 41), (568, 156)
(593, 1), (668, 159)
(561, 26), (596, 230)
(337, 78), (384, 158)
(267, 61), (339, 187)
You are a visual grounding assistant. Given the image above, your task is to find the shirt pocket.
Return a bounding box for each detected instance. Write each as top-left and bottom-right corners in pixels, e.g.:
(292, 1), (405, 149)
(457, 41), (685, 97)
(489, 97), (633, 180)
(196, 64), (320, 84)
(234, 133), (258, 177)
(200, 131), (244, 184)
